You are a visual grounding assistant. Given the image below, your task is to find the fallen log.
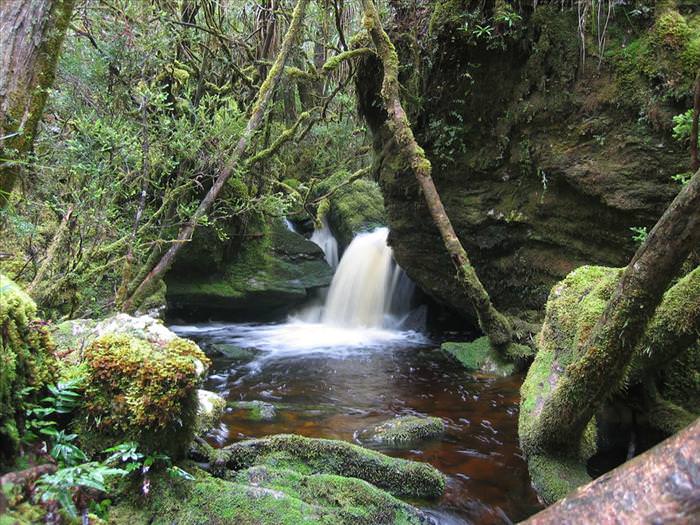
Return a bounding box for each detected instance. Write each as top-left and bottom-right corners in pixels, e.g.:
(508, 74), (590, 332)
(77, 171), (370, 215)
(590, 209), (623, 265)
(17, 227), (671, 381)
(521, 418), (700, 524)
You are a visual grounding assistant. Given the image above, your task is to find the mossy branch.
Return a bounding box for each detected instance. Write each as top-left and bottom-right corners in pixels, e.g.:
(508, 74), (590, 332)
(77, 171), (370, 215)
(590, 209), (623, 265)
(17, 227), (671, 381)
(322, 48), (374, 71)
(246, 111), (311, 167)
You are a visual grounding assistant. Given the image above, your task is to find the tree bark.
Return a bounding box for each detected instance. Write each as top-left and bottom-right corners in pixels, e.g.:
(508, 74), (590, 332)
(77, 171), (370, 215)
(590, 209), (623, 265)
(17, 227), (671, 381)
(529, 168), (700, 454)
(0, 0), (75, 206)
(122, 0), (310, 312)
(691, 70), (699, 172)
(520, 419), (700, 525)
(360, 0), (513, 348)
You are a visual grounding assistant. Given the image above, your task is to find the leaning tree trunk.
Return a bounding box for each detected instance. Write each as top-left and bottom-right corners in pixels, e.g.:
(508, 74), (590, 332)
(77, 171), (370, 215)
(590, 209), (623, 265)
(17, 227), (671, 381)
(122, 0), (310, 312)
(528, 168), (700, 454)
(520, 418), (700, 524)
(0, 0), (75, 207)
(360, 0), (513, 348)
(691, 71), (699, 172)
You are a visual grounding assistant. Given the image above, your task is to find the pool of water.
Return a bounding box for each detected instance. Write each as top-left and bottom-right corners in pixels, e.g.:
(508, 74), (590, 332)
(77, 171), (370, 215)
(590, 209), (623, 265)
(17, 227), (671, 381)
(172, 322), (543, 524)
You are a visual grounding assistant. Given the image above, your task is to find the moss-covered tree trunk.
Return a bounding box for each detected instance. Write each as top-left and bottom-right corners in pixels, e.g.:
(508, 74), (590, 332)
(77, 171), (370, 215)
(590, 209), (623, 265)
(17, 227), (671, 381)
(691, 70), (699, 172)
(528, 168), (700, 455)
(521, 419), (700, 525)
(0, 0), (75, 207)
(122, 0), (310, 311)
(359, 0), (513, 348)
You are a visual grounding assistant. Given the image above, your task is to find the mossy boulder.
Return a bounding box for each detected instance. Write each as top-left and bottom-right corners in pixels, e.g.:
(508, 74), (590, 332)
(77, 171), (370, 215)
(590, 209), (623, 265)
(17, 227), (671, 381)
(359, 415), (445, 447)
(0, 273), (56, 465)
(109, 464), (429, 525)
(77, 326), (209, 457)
(166, 219), (333, 319)
(313, 171), (386, 248)
(442, 336), (517, 376)
(220, 434), (446, 499)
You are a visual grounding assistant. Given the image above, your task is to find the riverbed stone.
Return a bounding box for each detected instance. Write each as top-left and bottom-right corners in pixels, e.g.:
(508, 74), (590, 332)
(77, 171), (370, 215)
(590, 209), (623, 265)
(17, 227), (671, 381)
(442, 337), (517, 376)
(229, 400), (277, 421)
(360, 415), (445, 447)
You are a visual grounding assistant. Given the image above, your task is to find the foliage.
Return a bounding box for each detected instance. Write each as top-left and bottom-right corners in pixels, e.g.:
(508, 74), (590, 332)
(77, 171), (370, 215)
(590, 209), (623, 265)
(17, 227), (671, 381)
(672, 109), (698, 144)
(630, 226), (648, 245)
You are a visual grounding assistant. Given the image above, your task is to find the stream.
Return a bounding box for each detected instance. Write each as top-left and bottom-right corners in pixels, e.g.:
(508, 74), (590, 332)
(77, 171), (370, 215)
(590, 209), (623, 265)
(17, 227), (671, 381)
(171, 226), (543, 524)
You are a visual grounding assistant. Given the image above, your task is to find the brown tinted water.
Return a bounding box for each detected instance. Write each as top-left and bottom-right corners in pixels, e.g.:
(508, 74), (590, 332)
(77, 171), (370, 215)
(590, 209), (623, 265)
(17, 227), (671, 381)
(174, 323), (543, 524)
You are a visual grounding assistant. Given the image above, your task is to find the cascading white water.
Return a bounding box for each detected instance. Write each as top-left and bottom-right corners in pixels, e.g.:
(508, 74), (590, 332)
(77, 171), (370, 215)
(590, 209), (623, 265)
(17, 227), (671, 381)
(310, 218), (339, 268)
(322, 227), (409, 328)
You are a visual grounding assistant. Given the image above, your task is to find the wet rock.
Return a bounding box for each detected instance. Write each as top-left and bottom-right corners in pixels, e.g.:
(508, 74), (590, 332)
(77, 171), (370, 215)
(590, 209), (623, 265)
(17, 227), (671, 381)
(360, 415), (445, 447)
(441, 337), (517, 376)
(166, 219), (333, 319)
(229, 400), (277, 421)
(208, 342), (257, 360)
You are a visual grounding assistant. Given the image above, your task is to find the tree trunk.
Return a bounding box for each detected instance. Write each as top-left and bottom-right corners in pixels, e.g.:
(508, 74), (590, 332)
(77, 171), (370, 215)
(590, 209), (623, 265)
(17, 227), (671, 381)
(520, 419), (700, 525)
(26, 204), (73, 296)
(360, 0), (513, 348)
(0, 0), (75, 206)
(691, 71), (699, 172)
(122, 0), (310, 312)
(528, 168), (700, 454)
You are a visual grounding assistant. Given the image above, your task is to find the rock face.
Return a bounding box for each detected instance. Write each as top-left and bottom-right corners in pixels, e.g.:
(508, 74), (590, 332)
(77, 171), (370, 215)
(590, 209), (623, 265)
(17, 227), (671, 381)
(166, 219), (333, 319)
(442, 337), (518, 376)
(359, 4), (695, 326)
(359, 415), (445, 447)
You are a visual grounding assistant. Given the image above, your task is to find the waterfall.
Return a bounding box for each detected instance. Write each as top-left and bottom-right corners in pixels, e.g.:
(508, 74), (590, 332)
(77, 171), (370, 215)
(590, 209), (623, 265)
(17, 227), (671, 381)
(310, 218), (339, 268)
(320, 227), (413, 329)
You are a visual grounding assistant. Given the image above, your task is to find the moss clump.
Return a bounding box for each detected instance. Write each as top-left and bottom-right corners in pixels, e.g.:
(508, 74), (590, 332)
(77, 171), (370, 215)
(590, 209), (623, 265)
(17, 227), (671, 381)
(224, 434), (445, 499)
(442, 336), (516, 376)
(360, 416), (444, 447)
(109, 464), (427, 525)
(0, 273), (56, 464)
(80, 333), (209, 457)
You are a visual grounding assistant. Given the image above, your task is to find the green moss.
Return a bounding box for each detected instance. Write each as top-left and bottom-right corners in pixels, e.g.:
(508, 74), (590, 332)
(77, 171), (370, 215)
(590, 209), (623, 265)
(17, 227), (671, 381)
(79, 333), (209, 457)
(360, 416), (444, 446)
(109, 464), (425, 525)
(229, 400), (277, 421)
(527, 454), (591, 504)
(442, 336), (516, 376)
(313, 171), (386, 247)
(166, 219), (332, 315)
(224, 434), (446, 499)
(0, 273), (56, 465)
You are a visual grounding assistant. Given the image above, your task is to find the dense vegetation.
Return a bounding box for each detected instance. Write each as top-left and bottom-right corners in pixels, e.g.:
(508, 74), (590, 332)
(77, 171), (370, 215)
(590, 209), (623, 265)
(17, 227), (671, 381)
(0, 0), (698, 523)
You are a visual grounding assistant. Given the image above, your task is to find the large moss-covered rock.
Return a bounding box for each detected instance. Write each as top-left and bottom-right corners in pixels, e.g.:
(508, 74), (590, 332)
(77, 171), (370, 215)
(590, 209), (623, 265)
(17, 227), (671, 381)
(75, 318), (210, 457)
(0, 274), (55, 464)
(360, 4), (695, 326)
(166, 219), (333, 319)
(109, 463), (429, 525)
(314, 171), (386, 248)
(217, 434), (446, 499)
(358, 415), (445, 447)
